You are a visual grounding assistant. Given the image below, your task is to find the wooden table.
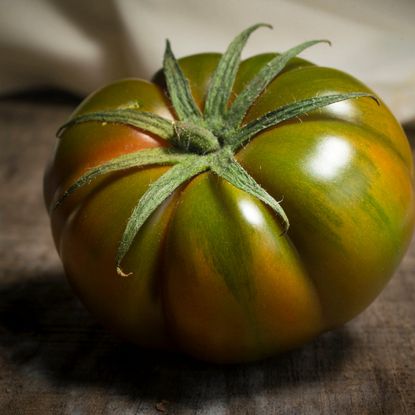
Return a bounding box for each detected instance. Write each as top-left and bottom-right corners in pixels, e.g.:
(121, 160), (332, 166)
(1, 94), (414, 414)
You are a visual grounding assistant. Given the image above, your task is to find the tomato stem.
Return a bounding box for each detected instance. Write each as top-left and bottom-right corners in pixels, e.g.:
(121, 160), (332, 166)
(172, 121), (220, 154)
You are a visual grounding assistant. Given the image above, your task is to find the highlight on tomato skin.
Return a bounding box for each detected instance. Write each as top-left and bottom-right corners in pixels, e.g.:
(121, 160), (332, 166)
(44, 24), (415, 363)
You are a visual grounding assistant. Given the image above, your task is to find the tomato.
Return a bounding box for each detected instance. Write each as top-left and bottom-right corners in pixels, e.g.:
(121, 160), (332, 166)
(44, 25), (414, 363)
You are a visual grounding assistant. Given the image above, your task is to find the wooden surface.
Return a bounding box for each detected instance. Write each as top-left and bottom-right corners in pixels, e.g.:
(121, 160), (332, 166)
(0, 95), (414, 415)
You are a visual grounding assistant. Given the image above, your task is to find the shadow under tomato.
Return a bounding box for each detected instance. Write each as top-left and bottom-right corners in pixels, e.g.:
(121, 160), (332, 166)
(404, 125), (415, 148)
(0, 269), (354, 406)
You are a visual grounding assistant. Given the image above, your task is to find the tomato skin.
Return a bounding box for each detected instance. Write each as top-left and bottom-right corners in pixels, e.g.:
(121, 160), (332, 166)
(162, 174), (324, 362)
(44, 53), (414, 363)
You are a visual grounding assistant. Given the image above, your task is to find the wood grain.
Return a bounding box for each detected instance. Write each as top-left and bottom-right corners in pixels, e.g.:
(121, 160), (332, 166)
(0, 96), (414, 415)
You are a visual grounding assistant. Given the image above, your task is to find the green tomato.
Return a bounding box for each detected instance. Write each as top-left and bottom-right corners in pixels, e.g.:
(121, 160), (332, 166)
(44, 25), (414, 363)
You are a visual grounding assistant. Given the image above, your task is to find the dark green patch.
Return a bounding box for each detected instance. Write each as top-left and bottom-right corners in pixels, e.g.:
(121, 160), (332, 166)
(362, 192), (392, 229)
(201, 175), (256, 306)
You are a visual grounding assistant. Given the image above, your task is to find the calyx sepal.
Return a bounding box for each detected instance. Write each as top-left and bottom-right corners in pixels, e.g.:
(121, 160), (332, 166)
(55, 24), (378, 276)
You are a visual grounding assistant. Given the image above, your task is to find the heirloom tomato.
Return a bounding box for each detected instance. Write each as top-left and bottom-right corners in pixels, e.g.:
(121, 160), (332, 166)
(44, 24), (414, 363)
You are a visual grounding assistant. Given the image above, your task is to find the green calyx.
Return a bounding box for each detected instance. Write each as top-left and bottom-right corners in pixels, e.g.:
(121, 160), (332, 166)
(55, 23), (378, 277)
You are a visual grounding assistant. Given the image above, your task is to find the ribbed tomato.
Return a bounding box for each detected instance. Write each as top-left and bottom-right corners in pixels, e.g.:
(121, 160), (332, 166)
(44, 25), (414, 363)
